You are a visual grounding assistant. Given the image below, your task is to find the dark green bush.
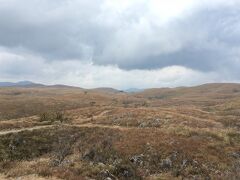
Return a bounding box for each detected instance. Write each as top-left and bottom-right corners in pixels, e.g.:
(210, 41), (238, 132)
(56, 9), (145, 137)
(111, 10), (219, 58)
(40, 111), (69, 123)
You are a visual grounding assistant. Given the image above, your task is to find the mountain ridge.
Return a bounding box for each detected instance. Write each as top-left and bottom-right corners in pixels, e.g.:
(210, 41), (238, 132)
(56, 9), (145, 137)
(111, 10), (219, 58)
(1, 81), (240, 94)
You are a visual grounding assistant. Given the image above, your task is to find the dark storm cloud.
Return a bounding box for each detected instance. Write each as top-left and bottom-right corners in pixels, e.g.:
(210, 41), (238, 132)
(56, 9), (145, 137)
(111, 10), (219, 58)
(0, 0), (240, 74)
(97, 5), (240, 72)
(0, 0), (105, 60)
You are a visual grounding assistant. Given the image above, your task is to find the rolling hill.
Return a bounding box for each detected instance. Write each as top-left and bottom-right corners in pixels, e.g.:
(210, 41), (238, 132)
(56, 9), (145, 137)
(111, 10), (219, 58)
(0, 83), (240, 179)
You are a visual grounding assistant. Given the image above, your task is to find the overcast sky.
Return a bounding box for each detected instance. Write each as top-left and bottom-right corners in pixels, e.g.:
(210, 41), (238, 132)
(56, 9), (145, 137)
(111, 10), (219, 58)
(0, 0), (240, 89)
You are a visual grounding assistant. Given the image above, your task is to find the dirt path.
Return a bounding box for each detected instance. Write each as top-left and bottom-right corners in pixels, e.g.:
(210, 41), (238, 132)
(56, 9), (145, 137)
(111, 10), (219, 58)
(156, 109), (222, 126)
(1, 107), (219, 136)
(0, 110), (112, 136)
(0, 122), (135, 136)
(74, 109), (111, 122)
(0, 125), (55, 136)
(68, 123), (135, 131)
(93, 110), (111, 118)
(0, 174), (60, 180)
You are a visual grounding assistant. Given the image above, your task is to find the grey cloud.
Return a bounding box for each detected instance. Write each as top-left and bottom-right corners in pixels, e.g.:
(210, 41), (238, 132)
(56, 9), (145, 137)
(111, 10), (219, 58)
(0, 0), (103, 60)
(0, 0), (240, 75)
(97, 5), (240, 72)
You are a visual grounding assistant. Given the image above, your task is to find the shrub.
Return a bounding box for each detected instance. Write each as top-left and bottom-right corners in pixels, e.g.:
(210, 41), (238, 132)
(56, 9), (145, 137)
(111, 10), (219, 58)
(113, 159), (141, 180)
(50, 137), (73, 166)
(82, 139), (119, 164)
(40, 111), (69, 123)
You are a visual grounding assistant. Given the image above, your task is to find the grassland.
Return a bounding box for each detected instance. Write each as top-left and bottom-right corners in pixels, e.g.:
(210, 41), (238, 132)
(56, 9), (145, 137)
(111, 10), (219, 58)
(0, 83), (240, 179)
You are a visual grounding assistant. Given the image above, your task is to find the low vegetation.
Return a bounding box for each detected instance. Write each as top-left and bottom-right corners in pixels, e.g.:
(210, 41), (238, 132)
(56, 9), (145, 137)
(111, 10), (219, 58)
(0, 84), (240, 179)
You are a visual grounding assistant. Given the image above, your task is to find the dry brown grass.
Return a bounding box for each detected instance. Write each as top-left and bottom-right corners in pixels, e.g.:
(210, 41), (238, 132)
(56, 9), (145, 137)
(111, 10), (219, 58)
(1, 84), (240, 179)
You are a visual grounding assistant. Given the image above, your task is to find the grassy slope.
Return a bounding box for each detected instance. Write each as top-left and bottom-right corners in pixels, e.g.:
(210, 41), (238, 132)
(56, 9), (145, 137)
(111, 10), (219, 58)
(0, 83), (240, 179)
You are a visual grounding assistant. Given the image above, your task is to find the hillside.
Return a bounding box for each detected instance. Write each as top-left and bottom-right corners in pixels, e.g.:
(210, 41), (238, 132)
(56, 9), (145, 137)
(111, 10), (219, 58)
(0, 81), (39, 87)
(137, 83), (240, 98)
(0, 83), (240, 179)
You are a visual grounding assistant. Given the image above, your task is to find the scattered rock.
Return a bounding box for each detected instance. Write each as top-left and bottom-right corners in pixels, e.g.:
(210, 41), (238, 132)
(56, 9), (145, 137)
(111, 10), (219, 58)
(121, 169), (132, 177)
(105, 178), (112, 180)
(98, 162), (106, 168)
(139, 122), (148, 128)
(113, 158), (122, 166)
(182, 159), (188, 168)
(193, 160), (199, 165)
(99, 170), (116, 180)
(170, 151), (178, 161)
(130, 154), (144, 166)
(114, 163), (137, 178)
(83, 149), (95, 161)
(160, 158), (172, 170)
(151, 119), (161, 127)
(230, 152), (240, 158)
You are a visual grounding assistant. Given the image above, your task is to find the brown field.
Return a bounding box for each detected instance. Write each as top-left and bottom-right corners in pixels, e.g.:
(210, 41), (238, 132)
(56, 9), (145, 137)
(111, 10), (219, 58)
(0, 83), (240, 179)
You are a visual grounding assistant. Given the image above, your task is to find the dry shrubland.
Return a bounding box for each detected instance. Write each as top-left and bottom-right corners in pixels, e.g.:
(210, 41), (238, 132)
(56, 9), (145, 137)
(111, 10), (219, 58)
(0, 84), (240, 179)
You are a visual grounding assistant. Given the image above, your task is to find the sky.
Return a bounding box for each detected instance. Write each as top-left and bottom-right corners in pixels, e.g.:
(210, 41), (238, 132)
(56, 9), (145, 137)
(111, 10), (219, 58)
(0, 0), (240, 89)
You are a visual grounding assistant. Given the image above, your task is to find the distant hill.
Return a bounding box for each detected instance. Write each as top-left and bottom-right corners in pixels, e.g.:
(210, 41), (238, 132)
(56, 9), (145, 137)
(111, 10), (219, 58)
(0, 81), (83, 89)
(1, 82), (240, 97)
(124, 88), (144, 93)
(0, 81), (43, 87)
(136, 83), (240, 99)
(90, 87), (124, 94)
